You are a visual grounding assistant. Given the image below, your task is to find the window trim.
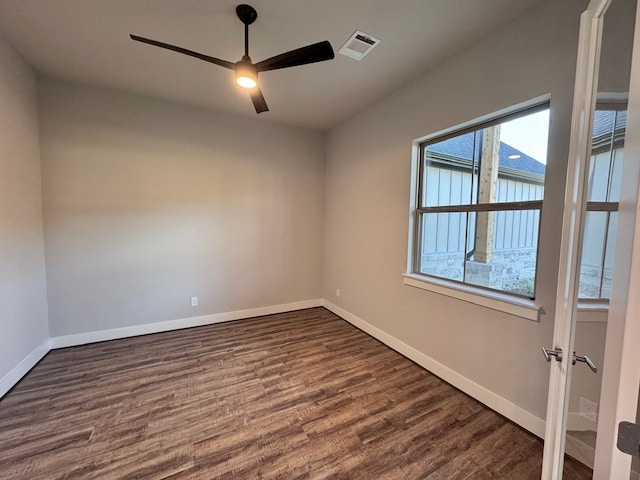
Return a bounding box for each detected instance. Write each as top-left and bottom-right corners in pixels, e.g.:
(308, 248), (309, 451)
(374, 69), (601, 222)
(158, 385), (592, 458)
(405, 96), (551, 319)
(409, 99), (549, 303)
(576, 98), (627, 302)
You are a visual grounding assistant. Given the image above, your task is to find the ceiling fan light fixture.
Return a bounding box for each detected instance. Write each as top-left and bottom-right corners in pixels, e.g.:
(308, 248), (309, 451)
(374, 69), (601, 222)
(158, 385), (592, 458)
(235, 60), (257, 89)
(131, 4), (335, 113)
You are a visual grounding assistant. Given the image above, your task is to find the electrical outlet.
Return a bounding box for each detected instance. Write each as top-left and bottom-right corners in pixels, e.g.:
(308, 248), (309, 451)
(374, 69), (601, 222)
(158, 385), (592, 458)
(191, 296), (198, 307)
(579, 397), (598, 423)
(336, 288), (341, 298)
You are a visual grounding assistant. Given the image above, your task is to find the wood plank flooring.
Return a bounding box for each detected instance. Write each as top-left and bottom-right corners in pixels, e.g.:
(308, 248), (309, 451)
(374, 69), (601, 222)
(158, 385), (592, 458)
(0, 307), (591, 479)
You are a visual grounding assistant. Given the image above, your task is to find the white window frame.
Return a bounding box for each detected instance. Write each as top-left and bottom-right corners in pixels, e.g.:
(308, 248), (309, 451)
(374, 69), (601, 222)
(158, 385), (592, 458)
(405, 97), (550, 321)
(577, 99), (627, 306)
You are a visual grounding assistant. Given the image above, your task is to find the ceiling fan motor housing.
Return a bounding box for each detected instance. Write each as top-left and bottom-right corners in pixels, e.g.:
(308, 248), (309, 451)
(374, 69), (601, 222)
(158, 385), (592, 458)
(235, 58), (258, 88)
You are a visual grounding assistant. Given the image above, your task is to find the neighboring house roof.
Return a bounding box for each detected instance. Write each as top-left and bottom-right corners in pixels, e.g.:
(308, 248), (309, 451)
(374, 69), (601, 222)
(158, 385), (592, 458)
(593, 109), (626, 138)
(425, 132), (546, 176)
(499, 142), (546, 175)
(593, 109), (626, 152)
(425, 109), (625, 178)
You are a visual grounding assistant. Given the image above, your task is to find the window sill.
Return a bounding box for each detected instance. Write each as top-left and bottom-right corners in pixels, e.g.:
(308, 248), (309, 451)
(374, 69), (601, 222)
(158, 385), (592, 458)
(576, 301), (609, 314)
(575, 301), (609, 323)
(402, 273), (540, 321)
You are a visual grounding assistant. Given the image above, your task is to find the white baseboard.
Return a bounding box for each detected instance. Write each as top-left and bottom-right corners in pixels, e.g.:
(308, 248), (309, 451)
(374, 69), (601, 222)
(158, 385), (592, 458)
(322, 300), (547, 439)
(50, 299), (322, 349)
(565, 430), (596, 470)
(2, 300), (322, 397)
(0, 339), (51, 399)
(5, 299), (546, 442)
(567, 412), (598, 432)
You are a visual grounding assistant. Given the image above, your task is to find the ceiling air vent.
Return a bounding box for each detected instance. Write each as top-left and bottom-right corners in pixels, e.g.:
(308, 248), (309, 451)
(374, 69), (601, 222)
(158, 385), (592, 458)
(338, 31), (380, 60)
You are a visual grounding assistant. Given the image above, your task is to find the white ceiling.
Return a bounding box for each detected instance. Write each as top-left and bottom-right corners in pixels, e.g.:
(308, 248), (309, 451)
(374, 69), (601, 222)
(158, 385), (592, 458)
(0, 0), (541, 131)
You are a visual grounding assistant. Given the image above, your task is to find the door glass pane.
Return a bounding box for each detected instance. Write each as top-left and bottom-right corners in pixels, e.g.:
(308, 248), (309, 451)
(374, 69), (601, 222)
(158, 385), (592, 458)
(579, 211), (609, 299)
(633, 388), (640, 479)
(601, 212), (618, 299)
(565, 0), (635, 476)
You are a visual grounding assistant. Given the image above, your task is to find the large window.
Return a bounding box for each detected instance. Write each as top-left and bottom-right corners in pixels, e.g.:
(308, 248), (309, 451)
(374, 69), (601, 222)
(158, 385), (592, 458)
(412, 104), (550, 299)
(578, 102), (626, 301)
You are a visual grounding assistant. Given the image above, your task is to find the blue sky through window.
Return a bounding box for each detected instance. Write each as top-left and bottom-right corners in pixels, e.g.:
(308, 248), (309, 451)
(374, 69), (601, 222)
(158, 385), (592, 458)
(500, 110), (550, 164)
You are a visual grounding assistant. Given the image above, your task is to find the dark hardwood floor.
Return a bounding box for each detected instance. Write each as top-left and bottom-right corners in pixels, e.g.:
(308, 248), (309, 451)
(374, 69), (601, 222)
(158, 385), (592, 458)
(0, 307), (591, 479)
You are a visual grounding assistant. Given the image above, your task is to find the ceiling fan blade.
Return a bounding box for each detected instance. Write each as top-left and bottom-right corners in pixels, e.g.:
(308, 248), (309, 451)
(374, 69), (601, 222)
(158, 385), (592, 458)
(250, 88), (269, 114)
(130, 34), (234, 70)
(255, 40), (334, 72)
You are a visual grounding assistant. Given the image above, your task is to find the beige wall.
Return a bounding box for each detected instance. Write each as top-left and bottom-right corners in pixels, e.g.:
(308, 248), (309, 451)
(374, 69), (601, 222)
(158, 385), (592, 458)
(323, 0), (588, 421)
(39, 79), (325, 337)
(0, 36), (49, 382)
(0, 0), (620, 436)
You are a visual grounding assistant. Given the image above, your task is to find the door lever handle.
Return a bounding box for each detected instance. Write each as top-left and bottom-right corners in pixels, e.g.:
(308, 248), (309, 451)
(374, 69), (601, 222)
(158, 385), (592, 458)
(573, 352), (598, 373)
(542, 346), (563, 363)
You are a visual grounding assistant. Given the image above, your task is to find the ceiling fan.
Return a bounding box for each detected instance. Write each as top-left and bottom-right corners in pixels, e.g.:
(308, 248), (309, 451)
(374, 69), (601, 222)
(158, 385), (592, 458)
(130, 4), (335, 114)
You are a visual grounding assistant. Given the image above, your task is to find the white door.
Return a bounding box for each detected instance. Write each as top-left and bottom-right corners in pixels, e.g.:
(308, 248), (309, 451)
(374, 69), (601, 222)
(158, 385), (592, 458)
(542, 0), (640, 478)
(592, 0), (640, 472)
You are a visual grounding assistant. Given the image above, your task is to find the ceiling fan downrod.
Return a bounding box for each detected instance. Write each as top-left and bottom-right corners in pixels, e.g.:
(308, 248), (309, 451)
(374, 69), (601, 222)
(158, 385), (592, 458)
(236, 4), (257, 58)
